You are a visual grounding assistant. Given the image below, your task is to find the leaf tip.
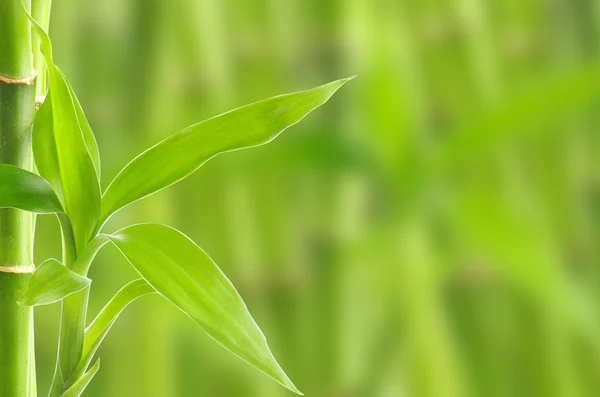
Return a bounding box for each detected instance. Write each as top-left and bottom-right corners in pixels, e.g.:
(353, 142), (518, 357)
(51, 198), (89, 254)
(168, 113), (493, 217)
(327, 75), (355, 91)
(287, 383), (304, 396)
(313, 76), (355, 106)
(18, 291), (39, 307)
(276, 372), (303, 395)
(266, 358), (303, 395)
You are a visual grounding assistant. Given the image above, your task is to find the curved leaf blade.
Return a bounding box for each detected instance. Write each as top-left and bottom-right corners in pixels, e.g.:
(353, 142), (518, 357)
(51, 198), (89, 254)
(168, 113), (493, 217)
(59, 359), (100, 397)
(71, 234), (111, 276)
(19, 259), (91, 307)
(67, 82), (101, 178)
(109, 224), (302, 395)
(84, 279), (154, 358)
(32, 93), (62, 199)
(70, 279), (155, 381)
(28, 11), (101, 251)
(0, 164), (63, 213)
(101, 78), (353, 224)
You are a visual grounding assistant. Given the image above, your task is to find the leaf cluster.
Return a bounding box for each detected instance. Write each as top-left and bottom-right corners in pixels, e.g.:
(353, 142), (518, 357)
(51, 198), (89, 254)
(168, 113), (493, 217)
(1, 8), (352, 396)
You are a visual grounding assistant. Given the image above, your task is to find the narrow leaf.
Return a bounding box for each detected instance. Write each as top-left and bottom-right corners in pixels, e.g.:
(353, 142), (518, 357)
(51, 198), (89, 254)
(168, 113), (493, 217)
(109, 224), (302, 394)
(101, 78), (353, 225)
(32, 93), (62, 199)
(69, 83), (101, 178)
(27, 10), (101, 251)
(0, 164), (63, 213)
(49, 363), (65, 397)
(19, 259), (91, 306)
(58, 359), (100, 397)
(73, 279), (155, 380)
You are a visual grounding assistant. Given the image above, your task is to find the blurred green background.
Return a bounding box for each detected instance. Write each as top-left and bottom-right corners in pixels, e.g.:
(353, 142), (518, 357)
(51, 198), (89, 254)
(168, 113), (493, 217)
(31, 0), (600, 396)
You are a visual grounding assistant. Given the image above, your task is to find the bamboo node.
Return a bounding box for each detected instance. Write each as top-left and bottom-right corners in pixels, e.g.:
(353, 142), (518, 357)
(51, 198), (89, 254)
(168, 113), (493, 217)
(0, 72), (37, 86)
(0, 264), (35, 274)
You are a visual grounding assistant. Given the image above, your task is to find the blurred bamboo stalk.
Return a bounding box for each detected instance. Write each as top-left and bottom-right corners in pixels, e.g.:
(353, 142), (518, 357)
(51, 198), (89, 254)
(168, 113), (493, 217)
(40, 0), (600, 396)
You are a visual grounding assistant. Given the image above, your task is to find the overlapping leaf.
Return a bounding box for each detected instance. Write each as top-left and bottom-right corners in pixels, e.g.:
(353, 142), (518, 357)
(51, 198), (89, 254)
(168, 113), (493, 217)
(72, 279), (155, 380)
(100, 77), (353, 225)
(109, 224), (302, 394)
(0, 164), (63, 213)
(27, 12), (101, 252)
(19, 259), (91, 307)
(58, 359), (100, 397)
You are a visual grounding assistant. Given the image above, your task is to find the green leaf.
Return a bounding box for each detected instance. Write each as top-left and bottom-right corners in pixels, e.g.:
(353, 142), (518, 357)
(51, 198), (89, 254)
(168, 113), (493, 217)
(27, 10), (101, 252)
(19, 259), (91, 307)
(100, 78), (353, 225)
(71, 234), (111, 276)
(32, 93), (62, 198)
(109, 224), (302, 395)
(72, 279), (155, 380)
(49, 364), (66, 397)
(69, 83), (101, 179)
(0, 164), (63, 213)
(58, 359), (100, 397)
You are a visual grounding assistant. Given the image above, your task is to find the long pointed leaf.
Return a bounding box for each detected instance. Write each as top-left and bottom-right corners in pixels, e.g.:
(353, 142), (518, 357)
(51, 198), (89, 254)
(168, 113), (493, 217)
(71, 279), (155, 381)
(0, 164), (63, 213)
(19, 259), (91, 307)
(100, 78), (353, 225)
(109, 224), (302, 394)
(69, 83), (101, 179)
(26, 10), (101, 252)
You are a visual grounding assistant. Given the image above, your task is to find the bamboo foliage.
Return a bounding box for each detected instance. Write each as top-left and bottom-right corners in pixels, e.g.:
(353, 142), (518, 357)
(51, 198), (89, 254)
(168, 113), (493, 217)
(3, 0), (600, 396)
(0, 2), (351, 396)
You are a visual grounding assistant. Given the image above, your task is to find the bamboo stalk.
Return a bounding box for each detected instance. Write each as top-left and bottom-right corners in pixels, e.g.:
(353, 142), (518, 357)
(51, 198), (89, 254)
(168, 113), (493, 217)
(0, 1), (37, 396)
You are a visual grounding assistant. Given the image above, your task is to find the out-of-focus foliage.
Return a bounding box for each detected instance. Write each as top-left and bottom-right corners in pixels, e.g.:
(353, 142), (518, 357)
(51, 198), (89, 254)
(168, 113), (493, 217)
(32, 0), (600, 396)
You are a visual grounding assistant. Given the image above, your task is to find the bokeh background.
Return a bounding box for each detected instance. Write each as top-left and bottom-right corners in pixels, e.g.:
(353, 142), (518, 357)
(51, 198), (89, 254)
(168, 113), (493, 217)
(31, 0), (600, 396)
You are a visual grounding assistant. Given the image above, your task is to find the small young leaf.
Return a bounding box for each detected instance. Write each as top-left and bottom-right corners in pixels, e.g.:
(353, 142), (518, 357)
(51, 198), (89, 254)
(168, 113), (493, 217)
(0, 164), (63, 213)
(100, 78), (353, 225)
(72, 279), (155, 380)
(27, 10), (101, 252)
(19, 259), (91, 307)
(109, 224), (302, 395)
(58, 359), (100, 397)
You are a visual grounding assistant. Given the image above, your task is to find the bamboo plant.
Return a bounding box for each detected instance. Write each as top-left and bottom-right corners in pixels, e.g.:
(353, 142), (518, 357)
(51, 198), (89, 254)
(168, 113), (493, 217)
(0, 1), (352, 396)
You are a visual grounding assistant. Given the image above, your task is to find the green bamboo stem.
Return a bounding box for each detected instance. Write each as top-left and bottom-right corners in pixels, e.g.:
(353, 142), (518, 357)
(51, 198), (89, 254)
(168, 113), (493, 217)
(0, 274), (35, 397)
(24, 4), (93, 391)
(0, 1), (37, 396)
